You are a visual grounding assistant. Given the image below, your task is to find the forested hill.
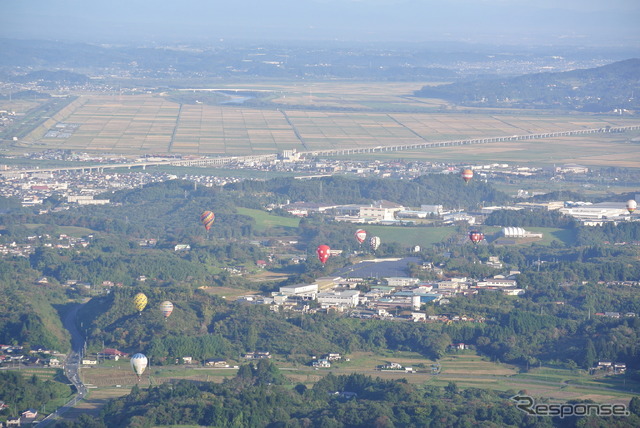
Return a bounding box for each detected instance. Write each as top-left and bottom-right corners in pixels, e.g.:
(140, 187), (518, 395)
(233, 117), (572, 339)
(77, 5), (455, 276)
(414, 58), (640, 112)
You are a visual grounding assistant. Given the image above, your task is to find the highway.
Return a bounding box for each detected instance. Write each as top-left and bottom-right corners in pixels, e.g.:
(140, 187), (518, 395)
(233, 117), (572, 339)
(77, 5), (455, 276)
(37, 304), (88, 427)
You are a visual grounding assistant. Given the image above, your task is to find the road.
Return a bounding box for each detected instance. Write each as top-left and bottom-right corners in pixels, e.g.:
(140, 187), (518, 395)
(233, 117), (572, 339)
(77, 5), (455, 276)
(37, 304), (88, 427)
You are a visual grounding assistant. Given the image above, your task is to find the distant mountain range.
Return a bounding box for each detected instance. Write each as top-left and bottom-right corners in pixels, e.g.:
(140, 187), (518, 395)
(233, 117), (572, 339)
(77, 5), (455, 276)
(414, 59), (640, 113)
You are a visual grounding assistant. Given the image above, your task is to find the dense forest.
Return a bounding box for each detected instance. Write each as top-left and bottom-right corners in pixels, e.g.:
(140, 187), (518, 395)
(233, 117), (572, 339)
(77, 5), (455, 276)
(0, 371), (72, 417)
(0, 258), (70, 352)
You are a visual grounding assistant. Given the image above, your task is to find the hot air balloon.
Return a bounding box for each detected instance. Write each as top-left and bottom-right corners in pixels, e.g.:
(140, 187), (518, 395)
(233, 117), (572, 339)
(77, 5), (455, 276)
(468, 231), (484, 245)
(626, 199), (637, 214)
(461, 169), (473, 184)
(130, 353), (148, 381)
(354, 229), (367, 244)
(159, 301), (174, 319)
(200, 211), (215, 231)
(316, 244), (330, 264)
(369, 236), (381, 252)
(133, 292), (148, 314)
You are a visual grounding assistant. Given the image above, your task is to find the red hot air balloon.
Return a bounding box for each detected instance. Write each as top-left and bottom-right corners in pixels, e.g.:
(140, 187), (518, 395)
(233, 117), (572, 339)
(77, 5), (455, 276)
(200, 211), (215, 231)
(468, 231), (484, 244)
(461, 169), (474, 184)
(354, 229), (367, 244)
(316, 245), (330, 264)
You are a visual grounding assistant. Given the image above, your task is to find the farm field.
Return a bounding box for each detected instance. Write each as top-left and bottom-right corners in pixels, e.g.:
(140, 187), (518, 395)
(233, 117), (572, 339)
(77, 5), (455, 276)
(77, 350), (639, 404)
(44, 348), (638, 421)
(283, 351), (638, 404)
(10, 83), (639, 168)
(348, 129), (640, 168)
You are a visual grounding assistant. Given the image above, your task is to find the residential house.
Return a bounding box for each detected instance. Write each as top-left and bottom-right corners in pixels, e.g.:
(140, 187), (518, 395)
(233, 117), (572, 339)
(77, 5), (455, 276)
(244, 351), (271, 360)
(98, 348), (127, 360)
(312, 359), (331, 368)
(21, 409), (38, 419)
(204, 359), (229, 368)
(5, 417), (21, 427)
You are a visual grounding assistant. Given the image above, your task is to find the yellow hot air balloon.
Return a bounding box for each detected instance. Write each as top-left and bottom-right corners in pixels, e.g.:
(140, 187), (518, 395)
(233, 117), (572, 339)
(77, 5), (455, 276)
(133, 292), (148, 313)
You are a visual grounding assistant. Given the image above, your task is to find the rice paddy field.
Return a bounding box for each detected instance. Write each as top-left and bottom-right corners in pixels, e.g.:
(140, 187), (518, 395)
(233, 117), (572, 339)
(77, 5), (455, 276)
(13, 82), (640, 168)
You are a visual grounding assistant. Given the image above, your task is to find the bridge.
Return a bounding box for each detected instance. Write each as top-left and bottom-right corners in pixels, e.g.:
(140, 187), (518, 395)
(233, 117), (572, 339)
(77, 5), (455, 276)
(303, 125), (640, 157)
(2, 124), (639, 176)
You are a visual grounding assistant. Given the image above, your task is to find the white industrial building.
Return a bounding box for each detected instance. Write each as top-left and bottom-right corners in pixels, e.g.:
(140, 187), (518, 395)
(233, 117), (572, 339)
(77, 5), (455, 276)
(559, 202), (631, 223)
(67, 195), (110, 205)
(442, 212), (476, 225)
(359, 200), (405, 221)
(278, 283), (318, 299)
(501, 227), (542, 238)
(476, 278), (518, 288)
(317, 290), (360, 308)
(385, 277), (420, 287)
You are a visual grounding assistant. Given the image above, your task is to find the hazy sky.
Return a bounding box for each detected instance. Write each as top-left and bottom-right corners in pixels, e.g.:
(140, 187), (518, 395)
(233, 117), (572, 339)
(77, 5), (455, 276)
(2, 0), (639, 46)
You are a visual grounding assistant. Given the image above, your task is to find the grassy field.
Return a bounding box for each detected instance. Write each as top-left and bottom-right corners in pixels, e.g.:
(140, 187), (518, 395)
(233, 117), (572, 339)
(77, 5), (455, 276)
(363, 225), (459, 247)
(7, 84), (639, 169)
(22, 224), (95, 237)
(524, 227), (578, 246)
(235, 207), (300, 232)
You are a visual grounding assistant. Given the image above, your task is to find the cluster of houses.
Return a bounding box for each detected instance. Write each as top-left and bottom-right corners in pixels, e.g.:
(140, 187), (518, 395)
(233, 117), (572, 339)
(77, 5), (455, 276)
(1, 408), (39, 427)
(0, 345), (63, 368)
(0, 234), (91, 259)
(591, 361), (627, 375)
(594, 311), (637, 319)
(311, 353), (343, 368)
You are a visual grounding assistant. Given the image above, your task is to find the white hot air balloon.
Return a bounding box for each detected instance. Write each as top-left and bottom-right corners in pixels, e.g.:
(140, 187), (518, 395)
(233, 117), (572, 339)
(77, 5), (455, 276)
(626, 199), (637, 214)
(159, 301), (174, 319)
(131, 353), (148, 381)
(369, 236), (381, 252)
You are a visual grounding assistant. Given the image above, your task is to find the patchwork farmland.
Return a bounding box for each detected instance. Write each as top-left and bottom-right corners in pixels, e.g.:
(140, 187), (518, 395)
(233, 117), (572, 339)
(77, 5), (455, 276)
(18, 84), (640, 168)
